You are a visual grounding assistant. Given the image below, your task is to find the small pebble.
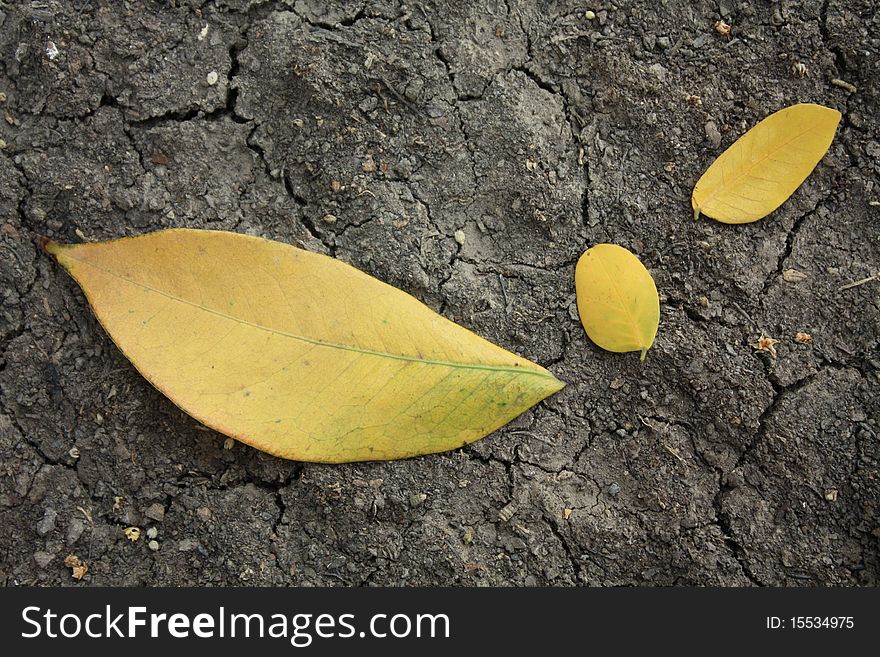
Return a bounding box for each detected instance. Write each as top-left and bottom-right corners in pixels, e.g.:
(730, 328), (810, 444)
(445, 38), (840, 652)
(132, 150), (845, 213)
(395, 158), (413, 179)
(36, 508), (57, 536)
(322, 214), (338, 224)
(647, 63), (667, 82)
(206, 71), (219, 86)
(66, 518), (85, 545)
(453, 229), (466, 245)
(584, 10), (596, 20)
(1, 222), (21, 238)
(0, 138), (6, 150)
(144, 502), (165, 522)
(146, 526), (158, 539)
(148, 540), (160, 551)
(608, 483), (621, 497)
(178, 538), (199, 552)
(705, 121), (722, 148)
(409, 493), (427, 507)
(34, 550), (54, 568)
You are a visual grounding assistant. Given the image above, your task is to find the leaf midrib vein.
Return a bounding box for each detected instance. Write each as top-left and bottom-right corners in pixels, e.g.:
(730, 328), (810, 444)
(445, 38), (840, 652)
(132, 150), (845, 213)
(595, 254), (644, 348)
(699, 119), (827, 207)
(72, 254), (555, 380)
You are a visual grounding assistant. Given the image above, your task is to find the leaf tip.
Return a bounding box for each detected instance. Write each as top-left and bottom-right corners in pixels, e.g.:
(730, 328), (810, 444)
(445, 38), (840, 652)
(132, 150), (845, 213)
(539, 371), (566, 396)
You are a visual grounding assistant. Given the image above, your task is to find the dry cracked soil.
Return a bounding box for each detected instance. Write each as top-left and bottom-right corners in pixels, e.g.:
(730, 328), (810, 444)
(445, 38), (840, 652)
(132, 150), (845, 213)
(0, 0), (878, 586)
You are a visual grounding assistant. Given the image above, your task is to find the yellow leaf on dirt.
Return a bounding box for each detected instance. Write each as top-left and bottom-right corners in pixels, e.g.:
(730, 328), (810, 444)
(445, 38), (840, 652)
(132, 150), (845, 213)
(692, 103), (840, 224)
(47, 229), (563, 463)
(575, 244), (659, 361)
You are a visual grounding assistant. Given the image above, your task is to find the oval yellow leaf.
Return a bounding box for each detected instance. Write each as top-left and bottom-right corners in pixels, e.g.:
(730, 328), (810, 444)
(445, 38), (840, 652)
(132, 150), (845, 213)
(46, 229), (564, 463)
(575, 244), (659, 360)
(692, 103), (841, 224)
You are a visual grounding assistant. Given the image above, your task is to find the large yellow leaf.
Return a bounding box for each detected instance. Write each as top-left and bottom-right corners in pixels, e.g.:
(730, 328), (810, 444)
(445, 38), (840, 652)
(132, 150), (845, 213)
(575, 244), (659, 361)
(46, 229), (563, 463)
(692, 103), (841, 224)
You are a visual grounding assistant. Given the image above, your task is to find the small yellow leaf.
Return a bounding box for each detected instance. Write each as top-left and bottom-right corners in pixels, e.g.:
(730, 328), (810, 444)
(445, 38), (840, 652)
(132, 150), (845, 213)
(63, 554), (88, 580)
(794, 332), (813, 345)
(575, 244), (659, 360)
(751, 336), (779, 358)
(47, 229), (563, 463)
(692, 103), (841, 224)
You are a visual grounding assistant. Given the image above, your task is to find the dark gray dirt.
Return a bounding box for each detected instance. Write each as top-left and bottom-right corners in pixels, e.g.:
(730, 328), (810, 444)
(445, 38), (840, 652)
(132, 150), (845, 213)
(1, 0), (877, 586)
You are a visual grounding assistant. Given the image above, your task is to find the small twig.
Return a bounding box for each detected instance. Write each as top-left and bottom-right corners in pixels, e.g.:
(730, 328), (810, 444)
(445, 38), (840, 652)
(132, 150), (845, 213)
(306, 28), (360, 49)
(616, 147), (630, 202)
(830, 78), (857, 93)
(506, 429), (556, 446)
(498, 273), (510, 312)
(550, 31), (591, 44)
(660, 441), (687, 465)
(77, 506), (93, 524)
(666, 35), (685, 58)
(375, 77), (426, 119)
(730, 301), (754, 326)
(639, 416), (690, 466)
(839, 273), (878, 291)
(785, 571), (816, 582)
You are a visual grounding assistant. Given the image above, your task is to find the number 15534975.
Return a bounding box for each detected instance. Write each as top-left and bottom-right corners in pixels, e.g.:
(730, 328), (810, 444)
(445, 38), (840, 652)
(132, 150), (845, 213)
(766, 616), (854, 630)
